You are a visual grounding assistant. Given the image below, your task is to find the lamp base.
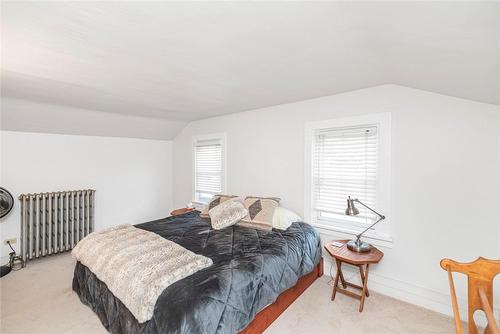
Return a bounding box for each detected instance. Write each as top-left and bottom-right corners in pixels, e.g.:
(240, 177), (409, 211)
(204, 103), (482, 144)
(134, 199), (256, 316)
(346, 239), (372, 253)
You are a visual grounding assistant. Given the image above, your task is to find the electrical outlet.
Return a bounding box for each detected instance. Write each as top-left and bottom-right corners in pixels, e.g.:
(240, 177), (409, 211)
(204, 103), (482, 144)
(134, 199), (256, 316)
(4, 238), (17, 245)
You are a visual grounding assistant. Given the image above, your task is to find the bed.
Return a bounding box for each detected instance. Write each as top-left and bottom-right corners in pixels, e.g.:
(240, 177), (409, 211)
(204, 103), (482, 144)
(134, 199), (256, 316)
(73, 211), (322, 334)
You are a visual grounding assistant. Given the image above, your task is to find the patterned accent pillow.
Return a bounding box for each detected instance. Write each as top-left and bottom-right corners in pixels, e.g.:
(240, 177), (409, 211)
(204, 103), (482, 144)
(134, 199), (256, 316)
(200, 195), (238, 219)
(209, 198), (248, 230)
(239, 196), (280, 231)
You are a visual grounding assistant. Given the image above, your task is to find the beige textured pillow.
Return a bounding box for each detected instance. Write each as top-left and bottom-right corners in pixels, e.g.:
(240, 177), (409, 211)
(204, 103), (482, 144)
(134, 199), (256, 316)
(239, 196), (280, 231)
(209, 198), (248, 230)
(200, 195), (238, 219)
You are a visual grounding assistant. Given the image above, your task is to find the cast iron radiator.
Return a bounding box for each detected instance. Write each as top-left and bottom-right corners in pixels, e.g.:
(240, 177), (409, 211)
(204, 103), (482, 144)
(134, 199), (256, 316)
(19, 189), (95, 266)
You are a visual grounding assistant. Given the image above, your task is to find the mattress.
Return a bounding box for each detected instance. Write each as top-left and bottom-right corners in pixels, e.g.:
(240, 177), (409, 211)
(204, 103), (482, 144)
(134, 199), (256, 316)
(72, 211), (321, 334)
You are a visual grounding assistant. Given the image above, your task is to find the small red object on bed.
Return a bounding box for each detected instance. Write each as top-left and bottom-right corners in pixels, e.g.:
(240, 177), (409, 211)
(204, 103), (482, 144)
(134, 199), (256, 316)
(170, 207), (195, 216)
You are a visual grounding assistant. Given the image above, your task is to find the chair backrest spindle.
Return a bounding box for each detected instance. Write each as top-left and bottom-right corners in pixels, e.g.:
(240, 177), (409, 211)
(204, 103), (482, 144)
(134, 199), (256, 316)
(446, 266), (464, 334)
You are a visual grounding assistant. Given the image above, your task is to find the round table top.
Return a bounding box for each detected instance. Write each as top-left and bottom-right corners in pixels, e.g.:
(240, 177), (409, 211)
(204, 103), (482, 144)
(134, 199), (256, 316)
(324, 239), (384, 265)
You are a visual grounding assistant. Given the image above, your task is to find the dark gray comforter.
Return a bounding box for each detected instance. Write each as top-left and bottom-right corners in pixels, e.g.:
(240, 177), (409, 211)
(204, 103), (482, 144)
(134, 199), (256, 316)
(72, 211), (321, 334)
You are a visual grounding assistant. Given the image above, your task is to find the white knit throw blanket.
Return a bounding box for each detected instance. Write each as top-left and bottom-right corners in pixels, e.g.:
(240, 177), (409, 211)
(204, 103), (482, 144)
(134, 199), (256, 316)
(72, 225), (212, 323)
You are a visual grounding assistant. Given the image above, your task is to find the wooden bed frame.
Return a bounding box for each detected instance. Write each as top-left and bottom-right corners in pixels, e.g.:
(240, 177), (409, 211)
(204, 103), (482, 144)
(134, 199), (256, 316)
(239, 257), (324, 334)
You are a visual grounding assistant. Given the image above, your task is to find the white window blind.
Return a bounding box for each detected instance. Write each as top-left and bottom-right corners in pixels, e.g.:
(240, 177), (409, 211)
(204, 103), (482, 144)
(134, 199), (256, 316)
(194, 138), (224, 203)
(312, 125), (378, 223)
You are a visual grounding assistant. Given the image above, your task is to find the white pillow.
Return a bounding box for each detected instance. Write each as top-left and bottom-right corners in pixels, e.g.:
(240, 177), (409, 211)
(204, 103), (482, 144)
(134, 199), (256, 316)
(209, 198), (248, 230)
(272, 207), (302, 230)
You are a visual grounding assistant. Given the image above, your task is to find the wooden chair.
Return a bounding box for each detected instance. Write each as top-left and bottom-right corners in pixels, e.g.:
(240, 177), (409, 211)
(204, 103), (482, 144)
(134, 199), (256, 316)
(440, 257), (500, 334)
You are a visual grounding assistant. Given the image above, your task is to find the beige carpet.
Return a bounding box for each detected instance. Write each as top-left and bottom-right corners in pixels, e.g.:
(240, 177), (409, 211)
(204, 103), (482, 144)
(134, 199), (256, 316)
(0, 254), (455, 334)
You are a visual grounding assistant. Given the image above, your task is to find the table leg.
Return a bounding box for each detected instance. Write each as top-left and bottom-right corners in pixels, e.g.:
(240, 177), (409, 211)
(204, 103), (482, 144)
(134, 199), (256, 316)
(359, 264), (370, 312)
(359, 265), (369, 297)
(336, 259), (347, 288)
(331, 260), (341, 301)
(337, 260), (347, 289)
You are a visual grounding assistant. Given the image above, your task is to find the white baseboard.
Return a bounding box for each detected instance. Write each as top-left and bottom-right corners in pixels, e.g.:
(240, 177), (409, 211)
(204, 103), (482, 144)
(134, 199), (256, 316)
(322, 256), (497, 328)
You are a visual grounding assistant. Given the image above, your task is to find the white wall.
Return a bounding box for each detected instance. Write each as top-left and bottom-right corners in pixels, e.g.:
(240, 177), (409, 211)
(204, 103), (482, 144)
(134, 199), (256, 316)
(173, 85), (500, 321)
(0, 131), (173, 260)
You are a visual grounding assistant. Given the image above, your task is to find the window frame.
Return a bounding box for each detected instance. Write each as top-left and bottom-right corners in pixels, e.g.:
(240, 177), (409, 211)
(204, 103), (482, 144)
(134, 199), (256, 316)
(192, 133), (227, 205)
(304, 113), (392, 245)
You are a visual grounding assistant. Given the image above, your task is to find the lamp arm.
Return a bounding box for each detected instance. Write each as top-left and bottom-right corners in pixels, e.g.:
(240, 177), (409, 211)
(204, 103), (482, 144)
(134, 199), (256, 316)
(353, 199), (385, 220)
(355, 217), (384, 241)
(353, 199), (386, 242)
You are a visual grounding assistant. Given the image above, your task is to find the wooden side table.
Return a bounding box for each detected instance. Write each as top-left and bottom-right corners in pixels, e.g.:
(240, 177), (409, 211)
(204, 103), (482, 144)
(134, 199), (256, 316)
(324, 240), (384, 312)
(170, 207), (195, 216)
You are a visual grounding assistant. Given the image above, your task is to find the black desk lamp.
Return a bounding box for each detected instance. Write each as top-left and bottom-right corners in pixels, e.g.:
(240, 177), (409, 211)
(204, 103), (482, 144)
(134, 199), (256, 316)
(345, 196), (385, 253)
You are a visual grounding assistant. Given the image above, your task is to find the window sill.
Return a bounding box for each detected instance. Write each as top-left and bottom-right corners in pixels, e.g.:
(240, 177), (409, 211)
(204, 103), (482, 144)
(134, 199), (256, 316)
(311, 220), (393, 249)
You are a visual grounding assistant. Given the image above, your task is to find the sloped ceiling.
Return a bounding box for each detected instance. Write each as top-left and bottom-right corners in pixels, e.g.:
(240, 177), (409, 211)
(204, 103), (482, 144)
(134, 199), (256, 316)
(1, 1), (499, 139)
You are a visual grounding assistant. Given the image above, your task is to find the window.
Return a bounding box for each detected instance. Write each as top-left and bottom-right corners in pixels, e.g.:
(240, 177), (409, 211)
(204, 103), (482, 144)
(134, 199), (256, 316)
(193, 133), (226, 204)
(313, 126), (377, 225)
(305, 113), (391, 242)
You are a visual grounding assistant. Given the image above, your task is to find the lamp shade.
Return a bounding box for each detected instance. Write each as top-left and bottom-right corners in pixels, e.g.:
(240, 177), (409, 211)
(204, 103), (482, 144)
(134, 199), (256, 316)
(345, 197), (359, 216)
